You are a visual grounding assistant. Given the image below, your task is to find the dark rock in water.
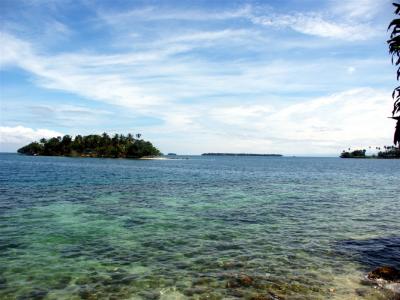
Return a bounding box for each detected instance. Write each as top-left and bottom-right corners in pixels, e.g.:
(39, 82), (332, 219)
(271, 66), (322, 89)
(0, 241), (22, 251)
(192, 277), (213, 286)
(366, 266), (400, 297)
(0, 276), (7, 288)
(76, 277), (91, 285)
(183, 287), (207, 296)
(226, 274), (253, 288)
(117, 274), (138, 284)
(138, 291), (160, 300)
(79, 287), (98, 300)
(17, 289), (48, 300)
(53, 275), (71, 289)
(368, 266), (400, 282)
(355, 288), (370, 297)
(248, 294), (271, 300)
(248, 292), (284, 300)
(227, 289), (245, 298)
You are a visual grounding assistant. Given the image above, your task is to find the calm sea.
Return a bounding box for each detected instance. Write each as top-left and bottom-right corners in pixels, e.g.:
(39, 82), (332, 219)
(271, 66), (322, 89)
(0, 153), (399, 299)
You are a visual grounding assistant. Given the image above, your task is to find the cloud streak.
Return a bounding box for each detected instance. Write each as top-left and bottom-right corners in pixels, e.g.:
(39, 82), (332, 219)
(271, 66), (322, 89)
(99, 2), (381, 41)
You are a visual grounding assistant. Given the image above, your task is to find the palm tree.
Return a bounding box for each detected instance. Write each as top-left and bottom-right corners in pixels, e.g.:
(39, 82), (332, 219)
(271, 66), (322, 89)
(127, 133), (134, 143)
(388, 2), (400, 146)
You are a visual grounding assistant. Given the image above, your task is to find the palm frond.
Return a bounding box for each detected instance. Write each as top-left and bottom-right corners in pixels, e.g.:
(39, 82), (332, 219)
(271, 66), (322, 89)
(394, 119), (400, 145)
(393, 3), (400, 14)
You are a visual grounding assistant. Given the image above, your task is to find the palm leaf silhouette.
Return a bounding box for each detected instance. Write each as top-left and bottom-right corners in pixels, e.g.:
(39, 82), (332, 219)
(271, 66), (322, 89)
(388, 2), (400, 145)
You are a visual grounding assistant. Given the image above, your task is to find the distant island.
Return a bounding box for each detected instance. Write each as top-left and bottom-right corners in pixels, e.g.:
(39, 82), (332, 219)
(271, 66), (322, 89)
(202, 153), (283, 157)
(340, 146), (400, 159)
(17, 133), (161, 158)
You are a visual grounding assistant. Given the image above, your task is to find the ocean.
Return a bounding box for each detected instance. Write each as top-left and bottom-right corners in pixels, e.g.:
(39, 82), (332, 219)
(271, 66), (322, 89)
(0, 153), (399, 299)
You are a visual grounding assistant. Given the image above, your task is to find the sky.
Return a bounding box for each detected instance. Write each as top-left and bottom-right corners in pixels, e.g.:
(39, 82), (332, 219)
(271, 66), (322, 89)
(0, 0), (397, 155)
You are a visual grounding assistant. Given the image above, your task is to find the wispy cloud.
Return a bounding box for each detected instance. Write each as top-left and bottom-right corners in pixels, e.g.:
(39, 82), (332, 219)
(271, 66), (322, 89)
(99, 3), (382, 41)
(330, 0), (386, 19)
(250, 13), (378, 41)
(98, 5), (252, 24)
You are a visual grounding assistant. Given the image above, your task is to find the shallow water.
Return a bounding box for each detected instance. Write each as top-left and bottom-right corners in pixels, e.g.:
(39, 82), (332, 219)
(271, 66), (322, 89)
(0, 154), (399, 300)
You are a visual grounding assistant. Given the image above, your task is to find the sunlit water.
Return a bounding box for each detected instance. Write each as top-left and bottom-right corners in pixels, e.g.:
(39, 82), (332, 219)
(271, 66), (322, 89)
(0, 153), (399, 300)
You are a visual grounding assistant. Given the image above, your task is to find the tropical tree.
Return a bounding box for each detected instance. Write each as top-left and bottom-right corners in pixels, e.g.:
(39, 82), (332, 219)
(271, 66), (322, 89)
(388, 1), (400, 146)
(17, 133), (161, 158)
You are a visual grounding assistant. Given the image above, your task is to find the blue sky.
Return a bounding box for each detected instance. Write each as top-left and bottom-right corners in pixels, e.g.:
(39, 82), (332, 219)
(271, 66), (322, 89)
(0, 0), (397, 155)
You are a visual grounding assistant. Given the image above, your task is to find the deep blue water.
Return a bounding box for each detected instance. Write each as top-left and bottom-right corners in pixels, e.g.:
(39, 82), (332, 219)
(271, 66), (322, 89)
(0, 153), (399, 299)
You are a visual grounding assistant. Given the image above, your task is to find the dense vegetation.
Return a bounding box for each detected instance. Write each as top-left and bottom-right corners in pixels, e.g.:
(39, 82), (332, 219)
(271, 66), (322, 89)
(377, 145), (400, 158)
(340, 146), (400, 159)
(340, 149), (367, 158)
(17, 133), (161, 158)
(388, 2), (400, 146)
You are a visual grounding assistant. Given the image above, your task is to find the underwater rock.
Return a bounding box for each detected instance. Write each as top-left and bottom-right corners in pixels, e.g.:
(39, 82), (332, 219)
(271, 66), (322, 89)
(368, 266), (400, 282)
(0, 276), (7, 289)
(248, 291), (284, 300)
(385, 282), (400, 294)
(192, 277), (213, 286)
(183, 286), (207, 296)
(226, 274), (253, 288)
(227, 289), (245, 298)
(0, 241), (22, 251)
(366, 266), (400, 297)
(17, 289), (48, 300)
(138, 291), (160, 300)
(355, 288), (369, 297)
(117, 274), (139, 284)
(174, 261), (191, 270)
(248, 294), (273, 300)
(53, 275), (71, 289)
(78, 287), (99, 300)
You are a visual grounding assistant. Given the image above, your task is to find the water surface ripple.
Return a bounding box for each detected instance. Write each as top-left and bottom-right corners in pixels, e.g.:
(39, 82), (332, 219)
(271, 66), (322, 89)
(0, 154), (399, 299)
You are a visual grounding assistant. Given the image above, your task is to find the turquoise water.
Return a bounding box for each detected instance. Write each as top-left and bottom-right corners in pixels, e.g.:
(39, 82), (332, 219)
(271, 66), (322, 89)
(0, 154), (399, 300)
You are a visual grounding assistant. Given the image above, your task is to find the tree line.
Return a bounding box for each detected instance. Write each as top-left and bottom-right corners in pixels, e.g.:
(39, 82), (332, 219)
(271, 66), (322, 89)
(340, 146), (400, 159)
(17, 133), (161, 158)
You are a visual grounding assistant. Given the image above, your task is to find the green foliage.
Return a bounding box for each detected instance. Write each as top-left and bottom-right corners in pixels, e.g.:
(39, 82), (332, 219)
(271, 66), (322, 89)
(340, 149), (366, 158)
(340, 146), (400, 159)
(378, 145), (400, 158)
(17, 142), (44, 155)
(17, 133), (161, 158)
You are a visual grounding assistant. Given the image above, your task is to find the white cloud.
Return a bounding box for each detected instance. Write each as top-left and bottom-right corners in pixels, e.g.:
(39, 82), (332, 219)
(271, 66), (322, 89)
(0, 32), (33, 67)
(129, 87), (395, 156)
(99, 5), (252, 24)
(330, 0), (386, 19)
(250, 12), (378, 41)
(99, 3), (381, 41)
(0, 32), (167, 110)
(0, 126), (63, 151)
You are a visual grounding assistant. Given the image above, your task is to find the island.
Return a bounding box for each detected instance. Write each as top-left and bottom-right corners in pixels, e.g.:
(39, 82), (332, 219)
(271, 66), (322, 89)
(17, 133), (161, 158)
(340, 146), (400, 159)
(202, 153), (283, 157)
